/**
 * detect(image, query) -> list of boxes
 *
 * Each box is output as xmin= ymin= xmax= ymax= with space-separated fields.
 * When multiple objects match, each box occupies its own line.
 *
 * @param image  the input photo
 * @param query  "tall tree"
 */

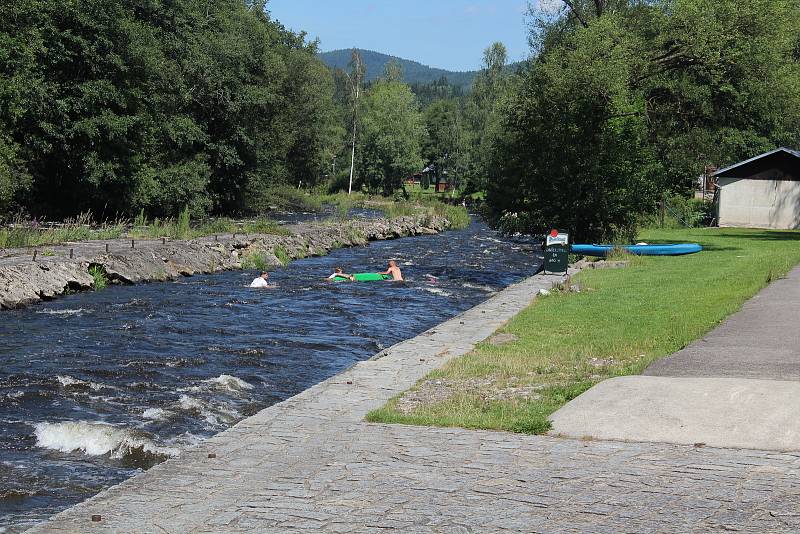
xmin=423 ymin=99 xmax=467 ymax=193
xmin=464 ymin=42 xmax=512 ymax=193
xmin=346 ymin=49 xmax=365 ymax=195
xmin=359 ymin=80 xmax=425 ymax=194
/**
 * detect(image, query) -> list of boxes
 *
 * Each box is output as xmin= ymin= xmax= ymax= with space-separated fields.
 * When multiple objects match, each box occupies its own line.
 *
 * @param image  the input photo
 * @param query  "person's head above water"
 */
xmin=260 ymin=271 xmax=269 ymax=279
xmin=388 ymin=260 xmax=397 ymax=268
xmin=334 ymin=267 xmax=344 ymax=274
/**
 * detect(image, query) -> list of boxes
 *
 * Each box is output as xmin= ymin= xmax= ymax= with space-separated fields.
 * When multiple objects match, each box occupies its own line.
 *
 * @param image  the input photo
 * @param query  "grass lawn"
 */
xmin=367 ymin=227 xmax=800 ymax=434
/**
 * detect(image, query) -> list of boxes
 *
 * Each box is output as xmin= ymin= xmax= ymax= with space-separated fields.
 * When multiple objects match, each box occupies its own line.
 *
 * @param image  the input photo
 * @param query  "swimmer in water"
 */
xmin=381 ymin=260 xmax=403 ymax=281
xmin=249 ymin=271 xmax=276 ymax=288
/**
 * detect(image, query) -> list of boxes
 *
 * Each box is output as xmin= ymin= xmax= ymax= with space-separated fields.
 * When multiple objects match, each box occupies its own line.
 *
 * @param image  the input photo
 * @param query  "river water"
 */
xmin=0 ymin=219 xmax=541 ymax=531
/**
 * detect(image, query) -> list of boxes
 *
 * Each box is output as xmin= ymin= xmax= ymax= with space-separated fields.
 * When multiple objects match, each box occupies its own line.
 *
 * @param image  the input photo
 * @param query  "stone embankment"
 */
xmin=0 ymin=215 xmax=450 ymax=310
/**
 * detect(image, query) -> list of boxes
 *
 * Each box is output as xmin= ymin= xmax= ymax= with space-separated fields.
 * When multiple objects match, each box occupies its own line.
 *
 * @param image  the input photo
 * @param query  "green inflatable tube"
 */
xmin=333 ymin=273 xmax=392 ymax=282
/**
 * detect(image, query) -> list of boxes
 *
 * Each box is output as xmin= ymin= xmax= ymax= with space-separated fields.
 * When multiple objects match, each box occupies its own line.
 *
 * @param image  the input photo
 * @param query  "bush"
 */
xmin=272 ymin=245 xmax=290 ymax=266
xmin=88 ymin=264 xmax=108 ymax=290
xmin=244 ymin=184 xmax=323 ymax=213
xmin=663 ymin=195 xmax=713 ymax=228
xmin=242 ymin=217 xmax=289 ymax=235
xmin=241 ymin=252 xmax=268 ymax=271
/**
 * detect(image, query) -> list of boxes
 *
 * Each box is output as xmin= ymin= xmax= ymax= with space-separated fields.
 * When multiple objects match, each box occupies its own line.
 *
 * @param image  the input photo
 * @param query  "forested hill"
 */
xmin=319 ymin=49 xmax=478 ymax=88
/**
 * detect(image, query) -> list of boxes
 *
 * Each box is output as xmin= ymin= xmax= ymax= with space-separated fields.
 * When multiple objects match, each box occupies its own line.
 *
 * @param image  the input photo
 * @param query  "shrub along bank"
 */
xmin=0 ymin=196 xmax=469 ymax=249
xmin=368 ymin=227 xmax=800 ymax=434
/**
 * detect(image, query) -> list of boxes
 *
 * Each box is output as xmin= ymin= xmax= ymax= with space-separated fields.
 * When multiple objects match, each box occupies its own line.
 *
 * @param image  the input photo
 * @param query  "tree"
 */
xmin=463 ymin=42 xmax=512 ymax=193
xmin=487 ymin=0 xmax=800 ymax=241
xmin=0 ymin=0 xmax=341 ymax=219
xmin=423 ymin=99 xmax=467 ymax=193
xmin=359 ymin=80 xmax=425 ymax=194
xmin=346 ymin=49 xmax=365 ymax=195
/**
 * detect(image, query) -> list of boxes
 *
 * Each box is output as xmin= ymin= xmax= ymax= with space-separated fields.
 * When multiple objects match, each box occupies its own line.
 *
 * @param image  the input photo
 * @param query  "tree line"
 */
xmin=486 ymin=0 xmax=800 ymax=241
xmin=0 ymin=1 xmax=505 ymax=222
xmin=326 ymin=47 xmax=509 ymax=199
xmin=5 ymin=0 xmax=794 ymax=242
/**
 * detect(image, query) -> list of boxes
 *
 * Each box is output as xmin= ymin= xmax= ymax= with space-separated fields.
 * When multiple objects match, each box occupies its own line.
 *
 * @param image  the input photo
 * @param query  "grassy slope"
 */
xmin=367 ymin=227 xmax=800 ymax=434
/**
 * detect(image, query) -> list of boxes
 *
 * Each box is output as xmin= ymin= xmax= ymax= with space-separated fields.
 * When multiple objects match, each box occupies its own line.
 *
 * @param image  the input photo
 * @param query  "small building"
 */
xmin=712 ymin=147 xmax=800 ymax=229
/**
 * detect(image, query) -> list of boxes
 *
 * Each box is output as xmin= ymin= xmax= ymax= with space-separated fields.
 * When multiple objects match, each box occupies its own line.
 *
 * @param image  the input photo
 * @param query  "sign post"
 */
xmin=543 ymin=229 xmax=569 ymax=275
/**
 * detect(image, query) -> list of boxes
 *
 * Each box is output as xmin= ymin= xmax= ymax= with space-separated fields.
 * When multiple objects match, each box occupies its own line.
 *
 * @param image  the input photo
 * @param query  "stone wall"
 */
xmin=0 ymin=215 xmax=451 ymax=310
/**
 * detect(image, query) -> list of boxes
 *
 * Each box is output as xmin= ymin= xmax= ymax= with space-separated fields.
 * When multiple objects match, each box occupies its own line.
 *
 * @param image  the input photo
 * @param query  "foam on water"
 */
xmin=177 ymin=395 xmax=240 ymax=426
xmin=56 ymin=375 xmax=113 ymax=391
xmin=32 ymin=421 xmax=178 ymax=460
xmin=35 ymin=308 xmax=88 ymax=316
xmin=204 ymin=374 xmax=254 ymax=393
xmin=142 ymin=408 xmax=169 ymax=420
xmin=462 ymin=282 xmax=497 ymax=293
xmin=420 ymin=287 xmax=452 ymax=297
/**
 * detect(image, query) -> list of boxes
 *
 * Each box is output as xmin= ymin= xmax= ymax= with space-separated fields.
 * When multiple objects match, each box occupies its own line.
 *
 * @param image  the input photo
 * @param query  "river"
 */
xmin=0 ymin=219 xmax=541 ymax=531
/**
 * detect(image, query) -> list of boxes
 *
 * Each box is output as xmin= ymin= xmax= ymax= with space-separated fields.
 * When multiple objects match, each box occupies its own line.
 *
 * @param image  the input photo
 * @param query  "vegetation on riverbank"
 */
xmin=0 ymin=211 xmax=289 ymax=249
xmin=0 ymin=195 xmax=468 ymax=249
xmin=367 ymin=227 xmax=800 ymax=434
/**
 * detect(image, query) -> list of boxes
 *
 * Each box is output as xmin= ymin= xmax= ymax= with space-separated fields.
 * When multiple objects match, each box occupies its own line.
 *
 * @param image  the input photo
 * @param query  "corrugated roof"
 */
xmin=711 ymin=147 xmax=800 ymax=177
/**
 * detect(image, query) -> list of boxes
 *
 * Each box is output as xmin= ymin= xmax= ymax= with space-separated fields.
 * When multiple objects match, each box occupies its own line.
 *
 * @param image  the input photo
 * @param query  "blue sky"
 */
xmin=267 ymin=0 xmax=532 ymax=72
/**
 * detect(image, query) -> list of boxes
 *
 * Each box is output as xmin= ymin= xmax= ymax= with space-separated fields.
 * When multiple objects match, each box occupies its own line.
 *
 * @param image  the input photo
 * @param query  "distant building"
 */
xmin=712 ymin=147 xmax=800 ymax=229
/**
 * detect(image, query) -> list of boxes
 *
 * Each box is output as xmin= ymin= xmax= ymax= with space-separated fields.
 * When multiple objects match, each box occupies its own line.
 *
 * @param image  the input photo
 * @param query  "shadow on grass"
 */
xmin=624 ymin=237 xmax=742 ymax=252
xmin=711 ymin=230 xmax=800 ymax=241
xmin=691 ymin=244 xmax=742 ymax=252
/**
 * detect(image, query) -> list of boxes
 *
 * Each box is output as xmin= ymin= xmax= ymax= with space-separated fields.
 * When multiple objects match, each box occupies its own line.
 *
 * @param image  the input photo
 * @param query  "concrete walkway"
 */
xmin=551 ymin=265 xmax=800 ymax=451
xmin=26 ymin=269 xmax=800 ymax=533
xmin=645 ymin=265 xmax=800 ymax=380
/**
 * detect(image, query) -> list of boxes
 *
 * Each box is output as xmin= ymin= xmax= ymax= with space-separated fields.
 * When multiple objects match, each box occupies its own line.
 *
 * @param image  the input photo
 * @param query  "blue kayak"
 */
xmin=571 ymin=243 xmax=702 ymax=257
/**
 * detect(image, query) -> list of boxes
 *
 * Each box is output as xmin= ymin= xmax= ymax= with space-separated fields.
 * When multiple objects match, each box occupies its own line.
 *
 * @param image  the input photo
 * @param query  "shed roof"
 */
xmin=712 ymin=147 xmax=800 ymax=178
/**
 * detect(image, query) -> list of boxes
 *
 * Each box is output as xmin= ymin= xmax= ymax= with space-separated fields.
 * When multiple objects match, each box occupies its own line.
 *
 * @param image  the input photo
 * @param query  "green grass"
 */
xmin=0 ymin=213 xmax=124 ymax=248
xmin=1 ymin=193 xmax=461 ymax=250
xmin=241 ymin=218 xmax=290 ymax=236
xmin=88 ymin=264 xmax=108 ymax=290
xmin=376 ymin=198 xmax=471 ymax=230
xmin=367 ymin=227 xmax=800 ymax=434
xmin=128 ymin=215 xmax=287 ymax=240
xmin=272 ymin=245 xmax=290 ymax=266
xmin=241 ymin=252 xmax=269 ymax=271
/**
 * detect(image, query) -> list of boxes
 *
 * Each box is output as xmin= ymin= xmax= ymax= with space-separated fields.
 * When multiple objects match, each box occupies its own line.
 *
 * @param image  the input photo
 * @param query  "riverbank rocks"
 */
xmin=0 ymin=215 xmax=452 ymax=310
xmin=0 ymin=261 xmax=95 ymax=309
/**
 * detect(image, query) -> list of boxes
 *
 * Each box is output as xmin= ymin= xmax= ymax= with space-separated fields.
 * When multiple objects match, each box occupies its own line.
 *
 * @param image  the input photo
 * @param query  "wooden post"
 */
xmin=105 ymin=243 xmax=109 ymax=253
xmin=162 ymin=237 xmax=166 ymax=245
xmin=33 ymin=249 xmax=37 ymax=261
xmin=69 ymin=248 xmax=74 ymax=259
xmin=131 ymin=239 xmax=135 ymax=249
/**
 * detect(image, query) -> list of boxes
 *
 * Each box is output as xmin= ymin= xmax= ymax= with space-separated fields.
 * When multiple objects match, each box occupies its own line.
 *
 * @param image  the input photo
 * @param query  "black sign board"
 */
xmin=544 ymin=244 xmax=569 ymax=275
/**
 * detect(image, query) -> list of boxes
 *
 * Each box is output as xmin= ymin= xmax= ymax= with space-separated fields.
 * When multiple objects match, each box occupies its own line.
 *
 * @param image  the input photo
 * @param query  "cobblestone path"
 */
xmin=28 ymin=272 xmax=800 ymax=533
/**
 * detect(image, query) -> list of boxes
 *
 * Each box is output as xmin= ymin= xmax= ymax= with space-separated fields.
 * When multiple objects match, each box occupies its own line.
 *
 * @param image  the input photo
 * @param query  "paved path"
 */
xmin=26 ymin=269 xmax=800 ymax=533
xmin=645 ymin=265 xmax=800 ymax=380
xmin=551 ymin=265 xmax=800 ymax=451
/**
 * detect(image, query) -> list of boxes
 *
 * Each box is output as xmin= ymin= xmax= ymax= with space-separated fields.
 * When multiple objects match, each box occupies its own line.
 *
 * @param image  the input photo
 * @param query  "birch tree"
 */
xmin=346 ymin=49 xmax=365 ymax=195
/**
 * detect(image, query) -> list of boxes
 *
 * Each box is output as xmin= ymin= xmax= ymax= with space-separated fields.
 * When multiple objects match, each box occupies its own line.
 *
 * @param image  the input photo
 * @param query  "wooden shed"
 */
xmin=712 ymin=148 xmax=800 ymax=229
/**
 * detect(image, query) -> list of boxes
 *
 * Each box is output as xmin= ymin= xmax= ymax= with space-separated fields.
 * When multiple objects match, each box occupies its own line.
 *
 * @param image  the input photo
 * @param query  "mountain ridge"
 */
xmin=318 ymin=48 xmax=479 ymax=88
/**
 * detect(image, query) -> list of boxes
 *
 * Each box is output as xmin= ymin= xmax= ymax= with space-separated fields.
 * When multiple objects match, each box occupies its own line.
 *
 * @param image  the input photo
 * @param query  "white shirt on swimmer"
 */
xmin=250 ymin=277 xmax=270 ymax=288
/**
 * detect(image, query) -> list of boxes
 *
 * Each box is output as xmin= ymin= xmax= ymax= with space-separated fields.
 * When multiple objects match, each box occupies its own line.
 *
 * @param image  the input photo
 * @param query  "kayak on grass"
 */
xmin=331 ymin=272 xmax=393 ymax=282
xmin=570 ymin=243 xmax=702 ymax=257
